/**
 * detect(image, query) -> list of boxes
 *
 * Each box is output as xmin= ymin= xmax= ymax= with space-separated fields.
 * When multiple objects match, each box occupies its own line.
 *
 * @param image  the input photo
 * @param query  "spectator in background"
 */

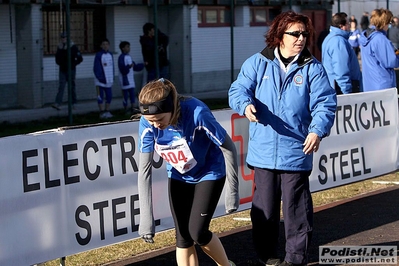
xmin=349 ymin=14 xmax=357 ymax=25
xmin=52 ymin=32 xmax=83 ymax=110
xmin=228 ymin=11 xmax=337 ymax=266
xmin=359 ymin=8 xmax=399 ymax=92
xmin=360 ymin=11 xmax=370 ymax=31
xmin=118 ymin=41 xmax=144 ymax=115
xmin=322 ymin=12 xmax=362 ymax=94
xmin=349 ymin=20 xmax=361 ymax=57
xmin=93 ymin=38 xmax=114 ymax=119
xmin=140 ymin=23 xmax=169 ymax=83
xmin=388 ymin=16 xmax=399 ymax=49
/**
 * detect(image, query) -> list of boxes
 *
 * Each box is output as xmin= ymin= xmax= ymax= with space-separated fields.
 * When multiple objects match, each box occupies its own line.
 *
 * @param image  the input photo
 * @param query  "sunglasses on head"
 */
xmin=284 ymin=31 xmax=310 ymax=38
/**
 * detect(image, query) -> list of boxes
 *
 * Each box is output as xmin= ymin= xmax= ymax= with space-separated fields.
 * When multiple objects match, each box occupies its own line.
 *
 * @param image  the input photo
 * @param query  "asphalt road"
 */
xmin=104 ymin=186 xmax=399 ymax=266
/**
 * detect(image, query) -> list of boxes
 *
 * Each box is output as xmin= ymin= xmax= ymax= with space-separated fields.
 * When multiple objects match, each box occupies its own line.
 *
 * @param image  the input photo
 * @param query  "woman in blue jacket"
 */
xmin=359 ymin=8 xmax=399 ymax=91
xmin=229 ymin=11 xmax=336 ymax=266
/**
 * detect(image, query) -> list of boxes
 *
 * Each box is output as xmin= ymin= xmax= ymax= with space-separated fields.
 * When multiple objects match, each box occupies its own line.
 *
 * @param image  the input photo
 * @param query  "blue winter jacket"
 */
xmin=359 ymin=26 xmax=399 ymax=91
xmin=229 ymin=47 xmax=337 ymax=171
xmin=349 ymin=28 xmax=361 ymax=48
xmin=322 ymin=26 xmax=363 ymax=94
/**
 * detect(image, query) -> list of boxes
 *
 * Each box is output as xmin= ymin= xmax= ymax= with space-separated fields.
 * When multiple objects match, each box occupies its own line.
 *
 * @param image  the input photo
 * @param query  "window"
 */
xmin=249 ymin=6 xmax=280 ymax=26
xmin=42 ymin=6 xmax=106 ymax=55
xmin=198 ymin=6 xmax=231 ymax=27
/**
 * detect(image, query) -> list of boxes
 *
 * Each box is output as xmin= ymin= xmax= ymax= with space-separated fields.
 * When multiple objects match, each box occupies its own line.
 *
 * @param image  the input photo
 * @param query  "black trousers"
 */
xmin=251 ymin=168 xmax=313 ymax=265
xmin=168 ymin=177 xmax=225 ymax=248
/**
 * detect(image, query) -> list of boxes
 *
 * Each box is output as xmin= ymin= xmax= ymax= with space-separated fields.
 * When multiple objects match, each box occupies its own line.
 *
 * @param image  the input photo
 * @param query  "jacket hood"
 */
xmin=359 ymin=26 xmax=383 ymax=47
xmin=329 ymin=26 xmax=351 ymax=39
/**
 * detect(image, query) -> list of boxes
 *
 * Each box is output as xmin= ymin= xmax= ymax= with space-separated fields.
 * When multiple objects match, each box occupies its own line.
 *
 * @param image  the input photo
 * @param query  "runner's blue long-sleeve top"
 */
xmin=139 ymin=97 xmax=227 ymax=183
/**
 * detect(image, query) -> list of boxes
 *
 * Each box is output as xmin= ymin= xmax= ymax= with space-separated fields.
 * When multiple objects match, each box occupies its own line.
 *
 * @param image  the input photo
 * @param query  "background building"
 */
xmin=0 ymin=0 xmax=335 ymax=110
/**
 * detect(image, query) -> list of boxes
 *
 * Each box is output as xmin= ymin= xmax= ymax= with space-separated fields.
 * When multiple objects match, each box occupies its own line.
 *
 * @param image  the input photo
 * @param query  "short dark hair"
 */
xmin=143 ymin=23 xmax=155 ymax=35
xmin=331 ymin=12 xmax=348 ymax=28
xmin=119 ymin=41 xmax=130 ymax=51
xmin=101 ymin=38 xmax=110 ymax=45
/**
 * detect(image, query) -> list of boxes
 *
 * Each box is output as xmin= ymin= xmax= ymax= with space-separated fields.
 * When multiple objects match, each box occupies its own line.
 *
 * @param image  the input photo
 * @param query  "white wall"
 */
xmin=0 ymin=5 xmax=17 ymax=84
xmin=113 ymin=6 xmax=148 ymax=89
xmin=114 ymin=6 xmax=147 ymax=65
xmin=190 ymin=6 xmax=267 ymax=74
xmin=232 ymin=6 xmax=269 ymax=68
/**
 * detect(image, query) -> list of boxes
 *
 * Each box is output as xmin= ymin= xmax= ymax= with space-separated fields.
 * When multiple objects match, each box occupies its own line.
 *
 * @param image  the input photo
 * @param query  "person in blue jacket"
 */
xmin=359 ymin=8 xmax=399 ymax=92
xmin=118 ymin=41 xmax=144 ymax=115
xmin=322 ymin=12 xmax=362 ymax=94
xmin=93 ymin=38 xmax=114 ymax=119
xmin=137 ymin=78 xmax=239 ymax=266
xmin=229 ymin=11 xmax=337 ymax=266
xmin=349 ymin=20 xmax=361 ymax=56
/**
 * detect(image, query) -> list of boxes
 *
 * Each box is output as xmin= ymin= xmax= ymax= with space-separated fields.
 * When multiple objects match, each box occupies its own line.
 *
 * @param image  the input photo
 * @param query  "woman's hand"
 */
xmin=303 ymin=133 xmax=321 ymax=155
xmin=245 ymin=104 xmax=258 ymax=122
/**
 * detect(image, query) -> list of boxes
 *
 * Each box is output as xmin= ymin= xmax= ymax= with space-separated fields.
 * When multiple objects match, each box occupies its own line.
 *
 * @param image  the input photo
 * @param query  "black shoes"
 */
xmin=51 ymin=103 xmax=60 ymax=110
xmin=258 ymin=258 xmax=281 ymax=266
xmin=266 ymin=258 xmax=282 ymax=266
xmin=260 ymin=259 xmax=305 ymax=266
xmin=279 ymin=261 xmax=306 ymax=266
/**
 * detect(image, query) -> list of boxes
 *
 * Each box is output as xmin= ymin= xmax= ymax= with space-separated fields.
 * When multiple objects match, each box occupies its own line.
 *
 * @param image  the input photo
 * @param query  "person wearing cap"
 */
xmin=137 ymin=78 xmax=239 ymax=266
xmin=52 ymin=32 xmax=83 ymax=110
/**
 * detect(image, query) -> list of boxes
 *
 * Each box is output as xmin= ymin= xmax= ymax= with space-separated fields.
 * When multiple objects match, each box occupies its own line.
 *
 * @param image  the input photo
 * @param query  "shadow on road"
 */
xmin=109 ymin=186 xmax=399 ymax=266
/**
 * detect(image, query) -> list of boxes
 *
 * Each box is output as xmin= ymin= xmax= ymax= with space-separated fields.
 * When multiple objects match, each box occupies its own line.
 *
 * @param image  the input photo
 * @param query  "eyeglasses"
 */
xmin=284 ymin=31 xmax=310 ymax=38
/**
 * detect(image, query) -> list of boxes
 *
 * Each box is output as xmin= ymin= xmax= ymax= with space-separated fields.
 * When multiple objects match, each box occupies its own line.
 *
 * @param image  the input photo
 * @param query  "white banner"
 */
xmin=0 ymin=88 xmax=398 ymax=265
xmin=310 ymin=88 xmax=399 ymax=191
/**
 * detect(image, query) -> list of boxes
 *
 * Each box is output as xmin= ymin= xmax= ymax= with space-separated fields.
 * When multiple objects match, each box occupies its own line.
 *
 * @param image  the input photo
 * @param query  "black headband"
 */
xmin=139 ymin=93 xmax=174 ymax=115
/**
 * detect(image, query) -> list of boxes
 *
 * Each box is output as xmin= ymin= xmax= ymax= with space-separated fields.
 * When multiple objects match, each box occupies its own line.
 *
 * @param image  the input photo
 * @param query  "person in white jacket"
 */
xmin=118 ymin=41 xmax=144 ymax=115
xmin=93 ymin=38 xmax=114 ymax=119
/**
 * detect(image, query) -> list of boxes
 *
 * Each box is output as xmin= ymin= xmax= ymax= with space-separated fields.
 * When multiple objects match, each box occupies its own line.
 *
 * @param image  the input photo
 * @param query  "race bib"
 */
xmin=155 ymin=138 xmax=197 ymax=174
